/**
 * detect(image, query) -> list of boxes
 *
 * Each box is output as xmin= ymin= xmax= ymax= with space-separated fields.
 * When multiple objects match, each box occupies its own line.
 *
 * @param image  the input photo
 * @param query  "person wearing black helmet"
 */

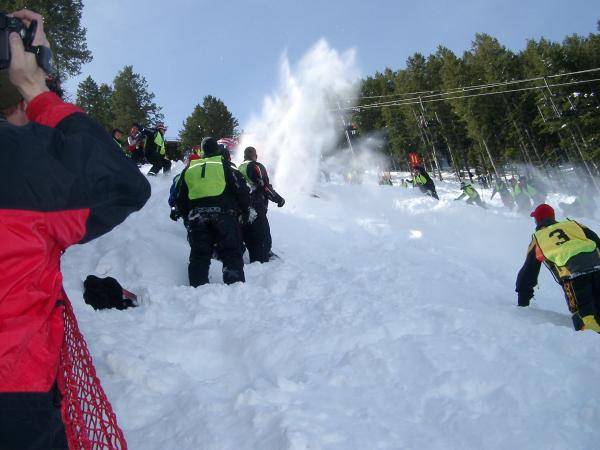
xmin=145 ymin=121 xmax=171 ymax=175
xmin=238 ymin=146 xmax=285 ymax=263
xmin=173 ymin=137 xmax=252 ymax=286
xmin=516 ymin=203 xmax=600 ymax=332
xmin=407 ymin=165 xmax=438 ymax=200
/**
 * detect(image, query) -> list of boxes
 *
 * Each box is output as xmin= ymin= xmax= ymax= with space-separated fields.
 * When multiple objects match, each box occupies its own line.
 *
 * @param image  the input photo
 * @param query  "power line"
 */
xmin=344 ymin=67 xmax=600 ymax=106
xmin=341 ymin=77 xmax=600 ymax=112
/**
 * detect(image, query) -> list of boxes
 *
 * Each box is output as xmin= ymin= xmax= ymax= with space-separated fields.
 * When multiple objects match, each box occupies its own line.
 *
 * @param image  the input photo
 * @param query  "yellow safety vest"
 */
xmin=238 ymin=160 xmax=257 ymax=191
xmin=464 ymin=185 xmax=478 ymax=199
xmin=414 ymin=174 xmax=427 ymax=186
xmin=154 ymin=132 xmax=166 ymax=156
xmin=534 ymin=220 xmax=597 ymax=268
xmin=184 ymin=155 xmax=226 ymax=200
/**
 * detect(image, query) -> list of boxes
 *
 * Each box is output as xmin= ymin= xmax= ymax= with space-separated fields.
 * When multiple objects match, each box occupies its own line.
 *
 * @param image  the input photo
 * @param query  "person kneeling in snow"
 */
xmin=516 ymin=204 xmax=600 ymax=332
xmin=173 ymin=137 xmax=252 ymax=286
xmin=455 ymin=181 xmax=486 ymax=208
xmin=407 ymin=165 xmax=439 ymax=200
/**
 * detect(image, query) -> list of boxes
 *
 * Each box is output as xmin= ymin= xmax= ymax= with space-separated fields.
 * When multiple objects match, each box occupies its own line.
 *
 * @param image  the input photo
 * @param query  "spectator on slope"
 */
xmin=173 ymin=137 xmax=252 ymax=286
xmin=144 ymin=121 xmax=171 ymax=176
xmin=0 ymin=10 xmax=150 ymax=448
xmin=127 ymin=122 xmax=146 ymax=166
xmin=455 ymin=181 xmax=487 ymax=208
xmin=408 ymin=165 xmax=439 ymax=200
xmin=239 ymin=146 xmax=286 ymax=263
xmin=513 ymin=175 xmax=534 ymax=214
xmin=112 ymin=127 xmax=127 ymax=155
xmin=191 ymin=144 xmax=202 ymax=157
xmin=516 ymin=204 xmax=600 ymax=332
xmin=491 ymin=178 xmax=515 ymax=209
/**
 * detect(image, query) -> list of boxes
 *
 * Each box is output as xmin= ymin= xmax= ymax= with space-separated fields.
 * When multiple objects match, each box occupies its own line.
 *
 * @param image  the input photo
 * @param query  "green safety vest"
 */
xmin=113 ymin=138 xmax=128 ymax=156
xmin=414 ymin=174 xmax=427 ymax=186
xmin=238 ymin=160 xmax=256 ymax=189
xmin=155 ymin=132 xmax=166 ymax=156
xmin=464 ymin=185 xmax=478 ymax=199
xmin=184 ymin=155 xmax=226 ymax=200
xmin=526 ymin=184 xmax=537 ymax=197
xmin=534 ymin=220 xmax=597 ymax=268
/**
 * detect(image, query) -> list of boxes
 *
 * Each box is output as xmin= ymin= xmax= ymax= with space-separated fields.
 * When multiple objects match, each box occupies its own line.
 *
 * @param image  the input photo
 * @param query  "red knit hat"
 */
xmin=530 ymin=203 xmax=555 ymax=223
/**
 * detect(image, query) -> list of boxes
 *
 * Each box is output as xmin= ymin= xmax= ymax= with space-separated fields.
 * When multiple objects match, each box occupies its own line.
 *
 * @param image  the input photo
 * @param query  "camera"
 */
xmin=0 ymin=12 xmax=52 ymax=73
xmin=0 ymin=13 xmax=35 ymax=70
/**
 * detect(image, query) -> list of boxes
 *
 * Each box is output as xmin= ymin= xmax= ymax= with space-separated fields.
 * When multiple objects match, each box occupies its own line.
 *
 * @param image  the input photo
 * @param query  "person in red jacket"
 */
xmin=0 ymin=10 xmax=150 ymax=449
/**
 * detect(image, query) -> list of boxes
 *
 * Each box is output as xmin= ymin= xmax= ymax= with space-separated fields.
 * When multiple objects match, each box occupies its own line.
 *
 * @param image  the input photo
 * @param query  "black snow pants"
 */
xmin=563 ymin=271 xmax=600 ymax=330
xmin=0 ymin=384 xmax=68 ymax=450
xmin=147 ymin=151 xmax=171 ymax=175
xmin=133 ymin=147 xmax=146 ymax=166
xmin=187 ymin=212 xmax=245 ymax=286
xmin=243 ymin=210 xmax=272 ymax=263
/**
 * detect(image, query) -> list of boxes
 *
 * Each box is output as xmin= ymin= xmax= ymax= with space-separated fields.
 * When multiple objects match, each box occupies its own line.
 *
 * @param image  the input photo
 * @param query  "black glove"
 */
xmin=277 ymin=197 xmax=285 ymax=208
xmin=170 ymin=207 xmax=181 ymax=221
xmin=517 ymin=291 xmax=532 ymax=307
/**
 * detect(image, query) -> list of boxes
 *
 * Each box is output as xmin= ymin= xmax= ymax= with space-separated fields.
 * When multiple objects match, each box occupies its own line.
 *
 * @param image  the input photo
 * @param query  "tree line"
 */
xmin=2 ymin=0 xmax=239 ymax=156
xmin=350 ymin=22 xmax=600 ymax=183
xmin=77 ymin=68 xmax=238 ymax=155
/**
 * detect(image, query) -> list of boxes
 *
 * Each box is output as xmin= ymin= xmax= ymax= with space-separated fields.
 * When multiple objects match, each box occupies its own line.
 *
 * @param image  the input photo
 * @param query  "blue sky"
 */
xmin=67 ymin=0 xmax=598 ymax=136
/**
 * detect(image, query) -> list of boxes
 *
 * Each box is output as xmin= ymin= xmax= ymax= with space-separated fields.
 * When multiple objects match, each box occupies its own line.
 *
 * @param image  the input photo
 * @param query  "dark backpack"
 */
xmin=83 ymin=275 xmax=137 ymax=310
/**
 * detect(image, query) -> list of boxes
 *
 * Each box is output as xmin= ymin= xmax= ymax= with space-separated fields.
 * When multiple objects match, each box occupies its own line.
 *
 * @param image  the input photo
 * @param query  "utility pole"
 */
xmin=411 ymin=107 xmax=435 ymax=174
xmin=523 ymin=126 xmax=558 ymax=188
xmin=418 ymin=97 xmax=443 ymax=181
xmin=481 ymin=138 xmax=501 ymax=181
xmin=337 ymin=101 xmax=355 ymax=157
xmin=542 ymin=78 xmax=600 ymax=193
xmin=434 ymin=111 xmax=461 ymax=180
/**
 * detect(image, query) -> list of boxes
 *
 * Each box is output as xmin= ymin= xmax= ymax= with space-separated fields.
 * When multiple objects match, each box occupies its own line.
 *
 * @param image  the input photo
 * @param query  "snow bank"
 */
xmin=62 ymin=168 xmax=600 ymax=450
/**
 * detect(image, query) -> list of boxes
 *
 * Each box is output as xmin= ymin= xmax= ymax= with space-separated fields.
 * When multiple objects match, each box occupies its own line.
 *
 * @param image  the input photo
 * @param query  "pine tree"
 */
xmin=110 ymin=66 xmax=162 ymax=132
xmin=179 ymin=95 xmax=238 ymax=151
xmin=75 ymin=76 xmax=113 ymax=131
xmin=0 ymin=0 xmax=92 ymax=78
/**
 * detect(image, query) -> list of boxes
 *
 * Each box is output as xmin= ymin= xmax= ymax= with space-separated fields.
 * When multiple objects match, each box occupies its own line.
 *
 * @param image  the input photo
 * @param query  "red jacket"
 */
xmin=0 ymin=92 xmax=150 ymax=392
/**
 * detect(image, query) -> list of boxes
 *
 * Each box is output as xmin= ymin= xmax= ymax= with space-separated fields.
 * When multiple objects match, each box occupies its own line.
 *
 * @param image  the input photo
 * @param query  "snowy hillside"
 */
xmin=61 ymin=166 xmax=600 ymax=450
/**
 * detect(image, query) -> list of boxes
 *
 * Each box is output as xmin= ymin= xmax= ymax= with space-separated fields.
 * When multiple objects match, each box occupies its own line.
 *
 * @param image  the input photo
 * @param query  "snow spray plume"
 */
xmin=239 ymin=40 xmax=359 ymax=197
xmin=322 ymin=132 xmax=390 ymax=185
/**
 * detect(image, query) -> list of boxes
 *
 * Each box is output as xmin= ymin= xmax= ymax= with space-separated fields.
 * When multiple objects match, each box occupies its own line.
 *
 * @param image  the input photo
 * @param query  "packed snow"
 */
xmin=61 ymin=168 xmax=600 ymax=450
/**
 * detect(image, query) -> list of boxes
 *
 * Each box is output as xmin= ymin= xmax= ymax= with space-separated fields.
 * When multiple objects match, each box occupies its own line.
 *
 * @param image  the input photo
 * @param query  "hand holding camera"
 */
xmin=1 ymin=10 xmax=52 ymax=102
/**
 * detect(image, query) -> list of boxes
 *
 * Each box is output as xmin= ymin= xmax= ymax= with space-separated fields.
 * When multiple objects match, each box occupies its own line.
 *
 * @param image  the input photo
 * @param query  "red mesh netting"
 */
xmin=59 ymin=297 xmax=127 ymax=450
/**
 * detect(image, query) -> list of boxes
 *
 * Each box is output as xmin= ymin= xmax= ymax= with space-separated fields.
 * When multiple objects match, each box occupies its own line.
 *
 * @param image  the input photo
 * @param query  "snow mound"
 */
xmin=62 ymin=167 xmax=600 ymax=450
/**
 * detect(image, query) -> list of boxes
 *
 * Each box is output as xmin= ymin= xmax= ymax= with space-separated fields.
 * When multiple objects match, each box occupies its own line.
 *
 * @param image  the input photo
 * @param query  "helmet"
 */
xmin=530 ymin=203 xmax=555 ymax=224
xmin=155 ymin=121 xmax=166 ymax=131
xmin=460 ymin=181 xmax=466 ymax=189
xmin=201 ymin=137 xmax=220 ymax=157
